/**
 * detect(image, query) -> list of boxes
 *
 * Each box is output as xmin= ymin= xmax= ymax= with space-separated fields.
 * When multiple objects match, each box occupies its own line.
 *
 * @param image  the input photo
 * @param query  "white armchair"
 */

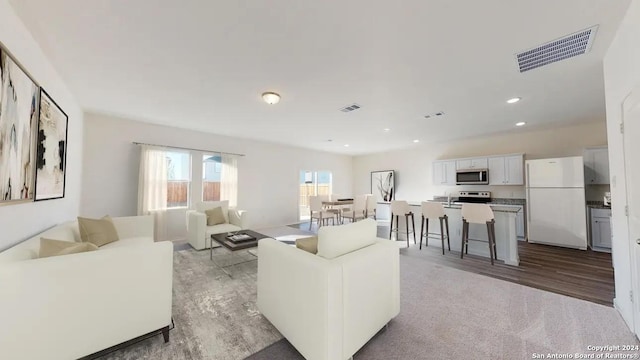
xmin=257 ymin=219 xmax=400 ymax=360
xmin=186 ymin=200 xmax=249 ymax=250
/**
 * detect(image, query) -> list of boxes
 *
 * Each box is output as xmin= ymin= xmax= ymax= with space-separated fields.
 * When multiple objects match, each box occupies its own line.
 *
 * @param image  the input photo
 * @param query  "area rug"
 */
xmin=98 ymin=247 xmax=279 ymax=360
xmin=99 ymin=235 xmax=638 ymax=360
xmin=97 ymin=226 xmax=313 ymax=360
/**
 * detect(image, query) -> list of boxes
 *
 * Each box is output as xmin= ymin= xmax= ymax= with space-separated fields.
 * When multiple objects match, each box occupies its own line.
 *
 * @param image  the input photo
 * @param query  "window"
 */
xmin=202 ymin=154 xmax=221 ymax=201
xmin=166 ymin=152 xmax=191 ymax=208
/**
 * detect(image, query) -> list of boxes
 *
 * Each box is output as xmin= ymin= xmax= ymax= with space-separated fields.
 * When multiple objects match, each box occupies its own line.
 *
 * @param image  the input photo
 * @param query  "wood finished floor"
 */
xmin=291 ymin=221 xmax=615 ymax=306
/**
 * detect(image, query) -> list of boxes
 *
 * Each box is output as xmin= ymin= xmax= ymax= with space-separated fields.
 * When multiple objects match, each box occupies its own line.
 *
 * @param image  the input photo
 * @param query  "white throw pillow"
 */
xmin=317 ymin=219 xmax=377 ymax=259
xmin=196 ymin=200 xmax=229 ymax=222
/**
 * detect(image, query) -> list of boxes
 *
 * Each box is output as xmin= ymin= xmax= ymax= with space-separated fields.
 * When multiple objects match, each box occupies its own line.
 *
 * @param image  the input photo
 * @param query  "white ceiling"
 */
xmin=9 ymin=0 xmax=631 ymax=155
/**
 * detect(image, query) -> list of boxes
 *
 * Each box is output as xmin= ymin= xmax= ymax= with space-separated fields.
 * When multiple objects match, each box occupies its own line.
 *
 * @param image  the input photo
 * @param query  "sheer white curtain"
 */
xmin=137 ymin=145 xmax=168 ymax=241
xmin=220 ymin=153 xmax=238 ymax=207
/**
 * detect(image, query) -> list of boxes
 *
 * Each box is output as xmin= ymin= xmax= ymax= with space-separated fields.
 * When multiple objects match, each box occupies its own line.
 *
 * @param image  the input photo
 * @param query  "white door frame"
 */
xmin=622 ymin=87 xmax=640 ymax=336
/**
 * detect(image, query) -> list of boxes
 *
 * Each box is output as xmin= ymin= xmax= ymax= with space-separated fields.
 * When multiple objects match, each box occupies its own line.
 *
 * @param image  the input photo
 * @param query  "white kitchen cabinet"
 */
xmin=433 ymin=161 xmax=457 ymax=185
xmin=488 ymin=155 xmax=524 ymax=185
xmin=456 ymin=157 xmax=488 ymax=170
xmin=505 ymin=155 xmax=524 ymax=185
xmin=589 ymin=207 xmax=612 ymax=250
xmin=584 ymin=147 xmax=610 ymax=185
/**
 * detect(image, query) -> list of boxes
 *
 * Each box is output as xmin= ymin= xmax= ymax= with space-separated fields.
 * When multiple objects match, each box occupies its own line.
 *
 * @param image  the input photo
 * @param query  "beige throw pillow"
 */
xmin=39 ymin=238 xmax=99 ymax=258
xmin=296 ymin=236 xmax=318 ymax=254
xmin=205 ymin=207 xmax=227 ymax=226
xmin=78 ymin=216 xmax=120 ymax=247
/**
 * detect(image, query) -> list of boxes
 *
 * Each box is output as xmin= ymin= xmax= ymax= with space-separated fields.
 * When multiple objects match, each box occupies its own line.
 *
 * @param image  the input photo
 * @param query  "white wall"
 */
xmin=353 ymin=121 xmax=607 ymax=202
xmin=81 ymin=113 xmax=353 ymax=240
xmin=0 ymin=0 xmax=83 ymax=250
xmin=603 ymin=0 xmax=640 ymax=331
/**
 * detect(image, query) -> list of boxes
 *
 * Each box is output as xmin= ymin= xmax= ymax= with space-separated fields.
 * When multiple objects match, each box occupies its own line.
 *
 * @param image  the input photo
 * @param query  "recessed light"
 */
xmin=413 ymin=139 xmax=420 ymax=143
xmin=344 ymin=144 xmax=350 ymax=147
xmin=507 ymin=97 xmax=521 ymax=104
xmin=515 ymin=122 xmax=526 ymax=127
xmin=383 ymin=128 xmax=390 ymax=132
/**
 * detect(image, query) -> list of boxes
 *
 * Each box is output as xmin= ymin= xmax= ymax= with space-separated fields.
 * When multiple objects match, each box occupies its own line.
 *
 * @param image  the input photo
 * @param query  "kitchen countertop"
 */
xmin=432 ymin=197 xmax=525 ymax=205
xmin=586 ymin=201 xmax=612 ymax=210
xmin=588 ymin=205 xmax=612 ymax=210
xmin=410 ymin=202 xmax=521 ymax=213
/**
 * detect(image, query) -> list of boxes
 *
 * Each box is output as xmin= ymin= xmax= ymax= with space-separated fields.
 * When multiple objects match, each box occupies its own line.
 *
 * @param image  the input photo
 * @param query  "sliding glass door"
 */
xmin=299 ymin=170 xmax=332 ymax=221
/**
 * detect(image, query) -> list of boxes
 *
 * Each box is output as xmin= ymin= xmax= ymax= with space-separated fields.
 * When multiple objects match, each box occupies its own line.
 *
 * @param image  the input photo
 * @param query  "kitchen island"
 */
xmin=394 ymin=203 xmax=521 ymax=266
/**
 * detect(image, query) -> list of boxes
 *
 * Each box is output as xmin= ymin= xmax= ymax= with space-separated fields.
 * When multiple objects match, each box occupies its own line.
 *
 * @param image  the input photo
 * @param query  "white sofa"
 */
xmin=257 ymin=219 xmax=400 ymax=360
xmin=0 ymin=215 xmax=174 ymax=360
xmin=186 ymin=200 xmax=248 ymax=250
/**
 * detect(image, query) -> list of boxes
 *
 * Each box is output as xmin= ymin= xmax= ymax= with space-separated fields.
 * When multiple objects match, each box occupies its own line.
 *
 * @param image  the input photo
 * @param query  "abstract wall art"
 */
xmin=371 ymin=170 xmax=395 ymax=202
xmin=0 ymin=44 xmax=39 ymax=204
xmin=34 ymin=89 xmax=68 ymax=201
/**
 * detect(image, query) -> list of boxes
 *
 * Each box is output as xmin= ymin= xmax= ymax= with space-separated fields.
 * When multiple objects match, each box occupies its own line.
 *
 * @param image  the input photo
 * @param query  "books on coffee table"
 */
xmin=226 ymin=233 xmax=256 ymax=243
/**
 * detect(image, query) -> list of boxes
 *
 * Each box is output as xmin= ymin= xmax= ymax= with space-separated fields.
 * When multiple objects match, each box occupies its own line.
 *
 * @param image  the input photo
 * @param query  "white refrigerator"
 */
xmin=526 ymin=156 xmax=587 ymax=249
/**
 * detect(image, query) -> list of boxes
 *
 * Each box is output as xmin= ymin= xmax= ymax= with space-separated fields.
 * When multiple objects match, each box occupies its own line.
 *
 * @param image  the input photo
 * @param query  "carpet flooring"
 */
xmin=99 ymin=227 xmax=638 ymax=360
xmin=248 ymin=248 xmax=639 ymax=359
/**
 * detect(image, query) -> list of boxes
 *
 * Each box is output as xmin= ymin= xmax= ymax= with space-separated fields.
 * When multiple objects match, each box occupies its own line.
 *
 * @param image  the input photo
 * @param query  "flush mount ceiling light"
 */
xmin=262 ymin=92 xmax=280 ymax=105
xmin=507 ymin=97 xmax=521 ymax=104
xmin=516 ymin=122 xmax=526 ymax=126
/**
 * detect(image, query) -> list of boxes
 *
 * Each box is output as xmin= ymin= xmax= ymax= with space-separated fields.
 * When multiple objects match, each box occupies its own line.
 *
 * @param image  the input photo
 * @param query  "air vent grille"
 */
xmin=340 ymin=103 xmax=361 ymax=113
xmin=424 ymin=111 xmax=445 ymax=119
xmin=516 ymin=25 xmax=598 ymax=73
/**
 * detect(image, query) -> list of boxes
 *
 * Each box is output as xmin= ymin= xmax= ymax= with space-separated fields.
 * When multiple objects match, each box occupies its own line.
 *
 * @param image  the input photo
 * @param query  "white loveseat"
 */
xmin=0 ymin=215 xmax=174 ymax=360
xmin=186 ymin=200 xmax=248 ymax=250
xmin=257 ymin=219 xmax=400 ymax=360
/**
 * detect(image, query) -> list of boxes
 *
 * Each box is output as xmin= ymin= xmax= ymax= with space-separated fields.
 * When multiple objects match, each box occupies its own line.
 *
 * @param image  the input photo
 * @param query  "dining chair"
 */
xmin=419 ymin=202 xmax=450 ymax=254
xmin=309 ymin=196 xmax=336 ymax=230
xmin=342 ymin=195 xmax=367 ymax=223
xmin=323 ymin=194 xmax=343 ymax=222
xmin=461 ymin=203 xmax=497 ymax=265
xmin=365 ymin=194 xmax=377 ymax=220
xmin=389 ymin=200 xmax=416 ymax=248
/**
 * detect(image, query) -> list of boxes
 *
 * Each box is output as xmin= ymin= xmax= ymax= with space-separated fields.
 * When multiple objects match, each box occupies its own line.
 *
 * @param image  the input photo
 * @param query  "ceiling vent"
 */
xmin=515 ymin=25 xmax=598 ymax=73
xmin=424 ymin=111 xmax=445 ymax=119
xmin=340 ymin=103 xmax=361 ymax=113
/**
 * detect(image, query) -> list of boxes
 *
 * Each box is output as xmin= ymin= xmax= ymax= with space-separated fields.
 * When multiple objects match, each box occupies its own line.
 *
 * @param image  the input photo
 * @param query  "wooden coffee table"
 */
xmin=210 ymin=230 xmax=269 ymax=258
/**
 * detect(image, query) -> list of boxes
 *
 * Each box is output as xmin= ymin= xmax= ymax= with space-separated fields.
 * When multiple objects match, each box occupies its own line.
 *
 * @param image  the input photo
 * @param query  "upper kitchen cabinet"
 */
xmin=488 ymin=154 xmax=524 ymax=185
xmin=456 ymin=157 xmax=488 ymax=170
xmin=584 ymin=147 xmax=610 ymax=185
xmin=433 ymin=160 xmax=457 ymax=185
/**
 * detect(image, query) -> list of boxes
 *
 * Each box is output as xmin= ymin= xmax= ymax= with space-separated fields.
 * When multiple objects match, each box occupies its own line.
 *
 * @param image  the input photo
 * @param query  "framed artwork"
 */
xmin=34 ymin=88 xmax=68 ymax=201
xmin=0 ymin=43 xmax=39 ymax=204
xmin=371 ymin=170 xmax=395 ymax=202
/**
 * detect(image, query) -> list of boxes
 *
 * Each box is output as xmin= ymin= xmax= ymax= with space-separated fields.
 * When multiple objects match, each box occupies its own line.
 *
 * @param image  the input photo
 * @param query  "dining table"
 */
xmin=321 ymin=199 xmax=353 ymax=224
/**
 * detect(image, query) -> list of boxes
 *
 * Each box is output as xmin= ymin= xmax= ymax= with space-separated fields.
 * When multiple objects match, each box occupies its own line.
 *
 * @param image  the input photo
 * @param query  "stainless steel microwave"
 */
xmin=456 ymin=169 xmax=489 ymax=185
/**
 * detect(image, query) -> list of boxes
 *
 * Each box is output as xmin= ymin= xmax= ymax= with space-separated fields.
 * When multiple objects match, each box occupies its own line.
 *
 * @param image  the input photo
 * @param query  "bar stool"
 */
xmin=419 ymin=202 xmax=450 ymax=254
xmin=389 ymin=200 xmax=416 ymax=248
xmin=460 ymin=203 xmax=497 ymax=265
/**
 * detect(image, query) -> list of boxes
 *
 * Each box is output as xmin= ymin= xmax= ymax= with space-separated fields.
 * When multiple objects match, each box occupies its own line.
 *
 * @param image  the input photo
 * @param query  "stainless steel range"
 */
xmin=457 ymin=191 xmax=491 ymax=204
